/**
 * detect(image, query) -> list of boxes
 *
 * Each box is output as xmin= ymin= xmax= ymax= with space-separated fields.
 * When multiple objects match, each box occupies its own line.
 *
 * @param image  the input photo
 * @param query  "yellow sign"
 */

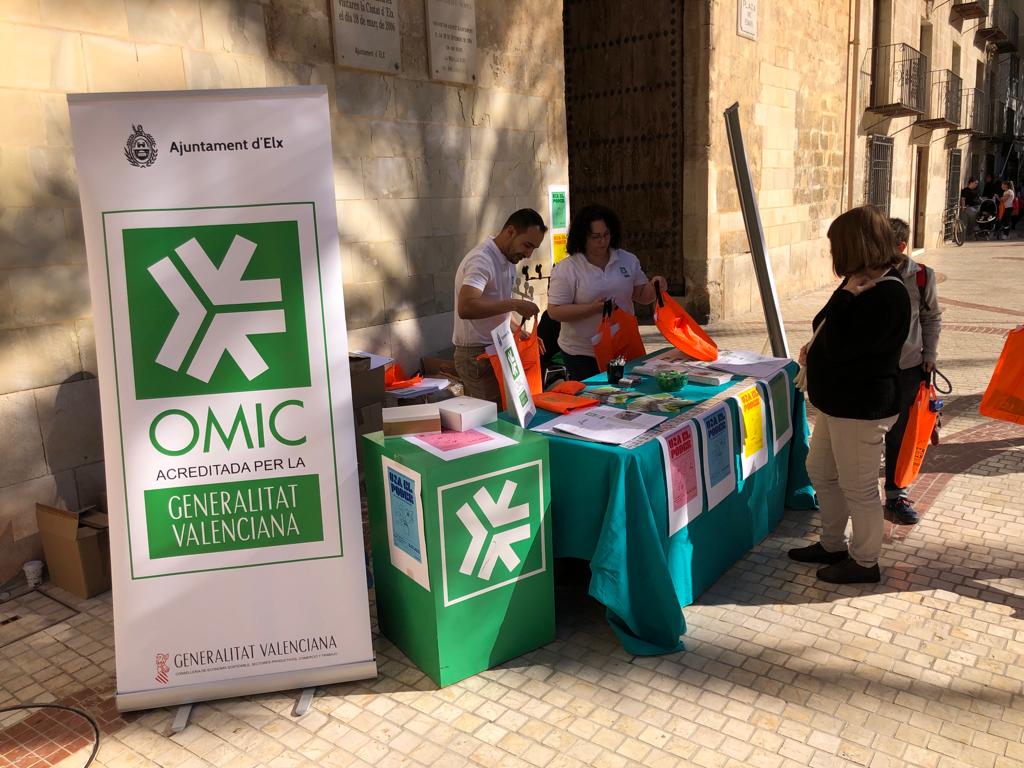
xmin=739 ymin=387 xmax=764 ymax=458
xmin=552 ymin=232 xmax=568 ymax=264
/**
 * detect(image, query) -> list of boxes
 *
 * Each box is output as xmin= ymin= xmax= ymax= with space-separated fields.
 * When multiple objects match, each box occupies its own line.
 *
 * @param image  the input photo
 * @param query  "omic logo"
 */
xmin=456 ymin=480 xmax=531 ymax=581
xmin=148 ymin=236 xmax=285 ymax=383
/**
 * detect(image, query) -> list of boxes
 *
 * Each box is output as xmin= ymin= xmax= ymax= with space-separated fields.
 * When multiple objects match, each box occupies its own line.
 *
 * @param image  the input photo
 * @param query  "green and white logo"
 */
xmin=123 ymin=221 xmax=311 ymax=399
xmin=438 ymin=461 xmax=545 ymax=605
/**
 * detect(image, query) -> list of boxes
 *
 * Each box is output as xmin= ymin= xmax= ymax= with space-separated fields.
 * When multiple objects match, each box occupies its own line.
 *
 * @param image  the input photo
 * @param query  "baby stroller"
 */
xmin=975 ymin=199 xmax=998 ymax=240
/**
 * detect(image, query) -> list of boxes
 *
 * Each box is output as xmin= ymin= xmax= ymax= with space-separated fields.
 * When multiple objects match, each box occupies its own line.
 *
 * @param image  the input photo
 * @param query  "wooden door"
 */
xmin=562 ymin=0 xmax=686 ymax=288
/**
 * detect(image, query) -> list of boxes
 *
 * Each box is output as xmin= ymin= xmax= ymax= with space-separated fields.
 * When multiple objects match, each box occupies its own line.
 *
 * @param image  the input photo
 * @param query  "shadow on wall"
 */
xmin=0 ymin=373 xmax=105 ymax=587
xmin=328 ymin=0 xmax=564 ymax=372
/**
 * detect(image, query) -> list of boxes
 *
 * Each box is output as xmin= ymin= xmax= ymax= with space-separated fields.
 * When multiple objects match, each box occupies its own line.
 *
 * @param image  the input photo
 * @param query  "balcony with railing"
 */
xmin=988 ymin=99 xmax=1009 ymax=139
xmin=951 ymin=89 xmax=989 ymax=134
xmin=952 ymin=0 xmax=989 ymax=20
xmin=867 ymin=44 xmax=928 ymax=117
xmin=917 ymin=70 xmax=963 ymax=128
xmin=980 ymin=1 xmax=1018 ymax=51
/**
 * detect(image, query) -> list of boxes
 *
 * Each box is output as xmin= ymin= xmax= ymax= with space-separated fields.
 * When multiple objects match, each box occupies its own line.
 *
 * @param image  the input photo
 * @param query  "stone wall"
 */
xmin=694 ymin=0 xmax=851 ymax=321
xmin=0 ymin=0 xmax=568 ymax=583
xmin=683 ymin=0 xmax=1021 ymax=323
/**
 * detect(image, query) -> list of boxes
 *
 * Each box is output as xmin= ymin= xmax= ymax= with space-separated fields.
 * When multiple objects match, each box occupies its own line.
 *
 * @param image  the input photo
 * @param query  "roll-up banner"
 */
xmin=67 ymin=86 xmax=376 ymax=711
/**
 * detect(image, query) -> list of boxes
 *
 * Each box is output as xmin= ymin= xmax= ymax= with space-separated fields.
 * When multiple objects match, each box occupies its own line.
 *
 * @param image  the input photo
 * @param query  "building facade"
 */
xmin=0 ymin=0 xmax=568 ymax=582
xmin=3 ymin=0 xmax=1023 ymax=581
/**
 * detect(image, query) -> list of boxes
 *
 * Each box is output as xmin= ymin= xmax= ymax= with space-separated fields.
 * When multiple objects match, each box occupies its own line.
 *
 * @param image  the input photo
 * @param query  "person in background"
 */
xmin=960 ymin=177 xmax=980 ymax=237
xmin=883 ymin=219 xmax=942 ymax=525
xmin=983 ymin=173 xmax=1001 ymax=200
xmin=547 ymin=204 xmax=667 ymax=381
xmin=998 ymin=180 xmax=1015 ymax=239
xmin=452 ymin=209 xmax=547 ymax=403
xmin=790 ymin=206 xmax=911 ymax=584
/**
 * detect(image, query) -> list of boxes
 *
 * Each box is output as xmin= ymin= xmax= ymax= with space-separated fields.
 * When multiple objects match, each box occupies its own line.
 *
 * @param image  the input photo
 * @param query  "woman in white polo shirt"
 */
xmin=547 ymin=205 xmax=667 ymax=380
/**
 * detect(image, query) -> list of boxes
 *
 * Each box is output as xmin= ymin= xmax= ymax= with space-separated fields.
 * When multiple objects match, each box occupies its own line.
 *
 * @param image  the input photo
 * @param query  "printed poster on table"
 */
xmin=404 ymin=427 xmax=516 ymax=461
xmin=762 ymin=370 xmax=793 ymax=456
xmin=658 ymin=421 xmax=704 ymax=536
xmin=67 ymin=86 xmax=375 ymax=710
xmin=491 ymin=319 xmax=536 ymax=428
xmin=382 ymin=458 xmax=430 ymax=591
xmin=731 ymin=385 xmax=769 ymax=478
xmin=697 ymin=404 xmax=736 ymax=511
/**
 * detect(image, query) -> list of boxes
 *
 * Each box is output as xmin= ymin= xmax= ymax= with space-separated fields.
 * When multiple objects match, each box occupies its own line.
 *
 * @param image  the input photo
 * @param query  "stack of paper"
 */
xmin=532 ymin=406 xmax=666 ymax=445
xmin=388 ymin=377 xmax=450 ymax=398
xmin=704 ymin=350 xmax=790 ymax=379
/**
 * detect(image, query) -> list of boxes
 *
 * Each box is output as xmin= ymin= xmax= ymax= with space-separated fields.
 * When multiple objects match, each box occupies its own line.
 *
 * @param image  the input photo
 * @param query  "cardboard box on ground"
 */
xmin=35 ymin=504 xmax=112 ymax=599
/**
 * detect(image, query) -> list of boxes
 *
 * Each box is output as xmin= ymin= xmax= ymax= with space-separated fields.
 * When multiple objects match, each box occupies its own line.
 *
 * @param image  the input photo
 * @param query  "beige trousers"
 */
xmin=806 ymin=413 xmax=897 ymax=567
xmin=453 ymin=345 xmax=502 ymax=404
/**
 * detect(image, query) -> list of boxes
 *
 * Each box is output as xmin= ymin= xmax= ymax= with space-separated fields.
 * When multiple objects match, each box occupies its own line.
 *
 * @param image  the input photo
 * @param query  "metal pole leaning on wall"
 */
xmin=723 ymin=102 xmax=790 ymax=359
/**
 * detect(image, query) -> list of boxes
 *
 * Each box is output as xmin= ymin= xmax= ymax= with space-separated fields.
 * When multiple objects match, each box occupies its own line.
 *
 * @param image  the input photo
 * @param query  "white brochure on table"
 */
xmin=706 ymin=349 xmax=792 ymax=379
xmin=761 ymin=369 xmax=793 ymax=456
xmin=404 ymin=427 xmax=516 ymax=461
xmin=534 ymin=406 xmax=666 ymax=445
xmin=697 ymin=403 xmax=736 ymax=511
xmin=658 ymin=420 xmax=705 ymax=535
xmin=730 ymin=384 xmax=769 ymax=479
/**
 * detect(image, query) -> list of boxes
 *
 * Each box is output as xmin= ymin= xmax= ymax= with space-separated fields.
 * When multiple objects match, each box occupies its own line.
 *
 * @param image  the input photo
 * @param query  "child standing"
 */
xmin=884 ymin=219 xmax=943 ymax=524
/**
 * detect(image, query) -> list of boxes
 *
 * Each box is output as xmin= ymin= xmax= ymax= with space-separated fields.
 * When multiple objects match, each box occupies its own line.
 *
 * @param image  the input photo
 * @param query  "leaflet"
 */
xmin=658 ymin=420 xmax=704 ymax=535
xmin=533 ymin=406 xmax=666 ymax=445
xmin=404 ymin=427 xmax=516 ymax=461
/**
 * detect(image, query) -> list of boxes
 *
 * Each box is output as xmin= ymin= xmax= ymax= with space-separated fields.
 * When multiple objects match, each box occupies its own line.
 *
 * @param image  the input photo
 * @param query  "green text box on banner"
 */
xmin=145 ymin=474 xmax=324 ymax=558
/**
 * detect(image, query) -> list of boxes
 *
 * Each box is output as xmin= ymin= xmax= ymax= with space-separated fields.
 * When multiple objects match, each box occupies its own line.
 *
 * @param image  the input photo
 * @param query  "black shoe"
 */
xmin=884 ymin=497 xmax=920 ymax=525
xmin=788 ymin=542 xmax=848 ymax=564
xmin=817 ymin=558 xmax=880 ymax=584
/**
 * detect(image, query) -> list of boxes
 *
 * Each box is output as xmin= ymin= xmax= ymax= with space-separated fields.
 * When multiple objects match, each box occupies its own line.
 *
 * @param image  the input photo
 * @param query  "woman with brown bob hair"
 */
xmin=789 ymin=206 xmax=911 ymax=584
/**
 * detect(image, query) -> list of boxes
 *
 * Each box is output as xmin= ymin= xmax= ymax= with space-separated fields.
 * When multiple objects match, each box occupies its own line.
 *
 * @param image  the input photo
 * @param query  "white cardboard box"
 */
xmin=382 ymin=403 xmax=442 ymax=436
xmin=437 ymin=396 xmax=498 ymax=432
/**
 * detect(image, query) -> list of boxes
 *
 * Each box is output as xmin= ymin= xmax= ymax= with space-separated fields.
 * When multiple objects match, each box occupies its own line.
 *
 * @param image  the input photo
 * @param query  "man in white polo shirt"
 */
xmin=453 ymin=209 xmax=548 ymax=403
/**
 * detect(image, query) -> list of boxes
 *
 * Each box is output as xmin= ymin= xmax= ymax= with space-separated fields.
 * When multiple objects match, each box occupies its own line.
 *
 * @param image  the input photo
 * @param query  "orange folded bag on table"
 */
xmin=593 ymin=300 xmax=647 ymax=370
xmin=653 ymin=284 xmax=718 ymax=362
xmin=384 ymin=362 xmax=423 ymax=390
xmin=980 ymin=326 xmax=1024 ymax=425
xmin=478 ymin=320 xmax=543 ymax=409
xmin=533 ymin=391 xmax=599 ymax=414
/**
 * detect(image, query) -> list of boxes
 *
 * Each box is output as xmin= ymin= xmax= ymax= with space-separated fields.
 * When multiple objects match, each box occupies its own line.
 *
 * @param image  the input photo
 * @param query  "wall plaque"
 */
xmin=425 ymin=0 xmax=477 ymax=84
xmin=333 ymin=0 xmax=401 ymax=73
xmin=738 ymin=0 xmax=757 ymax=41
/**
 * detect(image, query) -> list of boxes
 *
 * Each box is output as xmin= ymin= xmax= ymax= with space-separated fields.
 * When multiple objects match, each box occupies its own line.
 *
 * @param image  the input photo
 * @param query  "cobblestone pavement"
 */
xmin=2 ymin=240 xmax=1023 ymax=768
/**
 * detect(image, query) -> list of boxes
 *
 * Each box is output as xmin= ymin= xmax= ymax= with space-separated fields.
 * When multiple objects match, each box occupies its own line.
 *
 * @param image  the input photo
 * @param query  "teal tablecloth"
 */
xmin=524 ymin=352 xmax=814 ymax=655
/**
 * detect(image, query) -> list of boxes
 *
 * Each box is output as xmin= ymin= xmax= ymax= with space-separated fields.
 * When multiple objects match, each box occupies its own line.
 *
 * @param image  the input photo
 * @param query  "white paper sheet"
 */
xmin=704 ymin=349 xmax=791 ymax=379
xmin=404 ymin=426 xmax=516 ymax=461
xmin=534 ymin=405 xmax=666 ymax=445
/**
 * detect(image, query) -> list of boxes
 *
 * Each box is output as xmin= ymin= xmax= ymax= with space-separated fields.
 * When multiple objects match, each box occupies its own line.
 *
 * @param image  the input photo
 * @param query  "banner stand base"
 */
xmin=170 ymin=704 xmax=192 ymax=734
xmin=116 ymin=659 xmax=377 ymax=713
xmin=293 ymin=688 xmax=316 ymax=717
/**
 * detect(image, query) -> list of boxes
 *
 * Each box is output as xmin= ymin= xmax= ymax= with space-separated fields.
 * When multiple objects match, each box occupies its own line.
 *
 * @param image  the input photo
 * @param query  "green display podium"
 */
xmin=363 ymin=419 xmax=553 ymax=687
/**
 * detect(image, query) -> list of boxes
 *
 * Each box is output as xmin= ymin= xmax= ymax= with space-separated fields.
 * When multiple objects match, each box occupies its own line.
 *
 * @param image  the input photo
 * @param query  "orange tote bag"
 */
xmin=478 ymin=321 xmax=543 ymax=409
xmin=593 ymin=300 xmax=648 ymax=370
xmin=980 ymin=327 xmax=1024 ymax=426
xmin=894 ymin=382 xmax=939 ymax=488
xmin=653 ymin=284 xmax=718 ymax=362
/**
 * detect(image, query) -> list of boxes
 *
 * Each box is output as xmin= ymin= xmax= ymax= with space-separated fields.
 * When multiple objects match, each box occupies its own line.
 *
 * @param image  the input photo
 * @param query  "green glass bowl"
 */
xmin=655 ymin=370 xmax=688 ymax=392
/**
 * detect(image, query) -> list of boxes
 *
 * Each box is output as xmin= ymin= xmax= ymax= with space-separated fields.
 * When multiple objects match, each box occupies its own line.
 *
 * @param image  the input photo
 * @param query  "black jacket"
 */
xmin=806 ymin=269 xmax=911 ymax=420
